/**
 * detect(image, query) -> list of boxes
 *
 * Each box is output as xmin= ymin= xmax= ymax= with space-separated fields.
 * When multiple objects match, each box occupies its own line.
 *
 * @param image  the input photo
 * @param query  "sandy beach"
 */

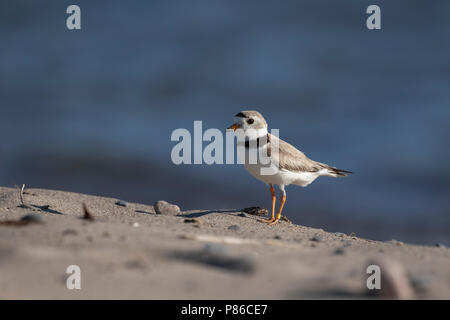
xmin=0 ymin=186 xmax=448 ymax=299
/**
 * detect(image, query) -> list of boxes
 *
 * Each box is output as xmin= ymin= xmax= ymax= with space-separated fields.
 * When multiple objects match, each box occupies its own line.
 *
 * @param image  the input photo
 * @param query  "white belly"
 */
xmin=239 ymin=141 xmax=323 ymax=187
xmin=243 ymin=163 xmax=322 ymax=187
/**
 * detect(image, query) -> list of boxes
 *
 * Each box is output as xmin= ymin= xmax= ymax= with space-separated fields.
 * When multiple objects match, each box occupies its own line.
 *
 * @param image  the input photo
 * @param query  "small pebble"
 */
xmin=154 ymin=200 xmax=180 ymax=215
xmin=334 ymin=247 xmax=345 ymax=255
xmin=82 ymin=203 xmax=95 ymax=221
xmin=132 ymin=222 xmax=140 ymax=227
xmin=310 ymin=234 xmax=324 ymax=242
xmin=228 ymin=225 xmax=241 ymax=231
xmin=273 ymin=235 xmax=282 ymax=240
xmin=435 ymin=243 xmax=446 ymax=248
xmin=237 ymin=213 xmax=247 ymax=218
xmin=115 ymin=200 xmax=128 ymax=207
xmin=334 ymin=232 xmax=346 ymax=237
xmin=391 ymin=239 xmax=404 ymax=246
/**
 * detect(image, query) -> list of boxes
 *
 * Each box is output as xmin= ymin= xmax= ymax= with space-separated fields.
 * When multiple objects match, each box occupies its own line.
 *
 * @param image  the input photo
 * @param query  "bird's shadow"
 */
xmin=180 ymin=209 xmax=239 ymax=219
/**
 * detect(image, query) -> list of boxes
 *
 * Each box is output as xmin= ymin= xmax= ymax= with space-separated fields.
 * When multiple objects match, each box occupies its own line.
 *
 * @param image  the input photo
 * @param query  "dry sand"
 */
xmin=0 ymin=186 xmax=448 ymax=299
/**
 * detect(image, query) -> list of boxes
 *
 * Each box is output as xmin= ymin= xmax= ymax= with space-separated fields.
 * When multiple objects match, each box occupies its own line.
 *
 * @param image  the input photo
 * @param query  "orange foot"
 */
xmin=269 ymin=218 xmax=280 ymax=225
xmin=259 ymin=217 xmax=275 ymax=223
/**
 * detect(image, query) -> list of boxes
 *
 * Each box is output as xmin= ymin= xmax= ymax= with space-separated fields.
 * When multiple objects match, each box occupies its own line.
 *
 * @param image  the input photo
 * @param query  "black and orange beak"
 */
xmin=227 ymin=123 xmax=241 ymax=131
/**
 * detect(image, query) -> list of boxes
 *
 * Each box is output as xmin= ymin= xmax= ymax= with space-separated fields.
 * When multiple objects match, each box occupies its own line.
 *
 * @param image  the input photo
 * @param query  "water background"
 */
xmin=1 ymin=1 xmax=449 ymax=245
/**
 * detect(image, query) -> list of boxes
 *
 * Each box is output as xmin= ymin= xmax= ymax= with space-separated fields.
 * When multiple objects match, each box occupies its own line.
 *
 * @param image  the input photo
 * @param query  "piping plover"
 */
xmin=227 ymin=110 xmax=351 ymax=225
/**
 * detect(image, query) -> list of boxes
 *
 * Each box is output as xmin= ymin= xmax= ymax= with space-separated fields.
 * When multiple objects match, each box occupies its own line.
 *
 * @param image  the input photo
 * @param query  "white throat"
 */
xmin=245 ymin=127 xmax=268 ymax=140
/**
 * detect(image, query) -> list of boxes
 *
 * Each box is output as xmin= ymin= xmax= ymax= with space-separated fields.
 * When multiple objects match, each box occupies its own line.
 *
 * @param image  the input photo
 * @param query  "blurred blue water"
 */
xmin=0 ymin=0 xmax=449 ymax=244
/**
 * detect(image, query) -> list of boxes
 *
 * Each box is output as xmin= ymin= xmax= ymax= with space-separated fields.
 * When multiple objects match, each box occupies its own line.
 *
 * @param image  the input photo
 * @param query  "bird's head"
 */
xmin=227 ymin=110 xmax=268 ymax=139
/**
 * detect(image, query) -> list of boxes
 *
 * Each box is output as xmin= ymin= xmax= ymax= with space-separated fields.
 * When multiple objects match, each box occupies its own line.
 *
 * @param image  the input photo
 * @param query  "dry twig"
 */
xmin=17 ymin=184 xmax=32 ymax=209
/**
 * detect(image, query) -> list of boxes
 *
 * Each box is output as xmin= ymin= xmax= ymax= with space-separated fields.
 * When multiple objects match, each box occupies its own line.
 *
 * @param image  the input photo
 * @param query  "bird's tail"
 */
xmin=327 ymin=166 xmax=353 ymax=177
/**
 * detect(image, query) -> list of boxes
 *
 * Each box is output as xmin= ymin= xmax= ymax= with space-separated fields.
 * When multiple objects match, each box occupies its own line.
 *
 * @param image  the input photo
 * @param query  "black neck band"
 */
xmin=244 ymin=134 xmax=270 ymax=149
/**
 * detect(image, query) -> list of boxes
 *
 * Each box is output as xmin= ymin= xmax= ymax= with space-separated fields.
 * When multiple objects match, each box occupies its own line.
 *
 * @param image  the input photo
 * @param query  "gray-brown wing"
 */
xmin=268 ymin=134 xmax=327 ymax=173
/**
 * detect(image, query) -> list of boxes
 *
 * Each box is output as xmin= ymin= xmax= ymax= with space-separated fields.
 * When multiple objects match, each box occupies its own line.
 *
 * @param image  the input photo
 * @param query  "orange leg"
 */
xmin=259 ymin=185 xmax=276 ymax=223
xmin=269 ymin=195 xmax=286 ymax=225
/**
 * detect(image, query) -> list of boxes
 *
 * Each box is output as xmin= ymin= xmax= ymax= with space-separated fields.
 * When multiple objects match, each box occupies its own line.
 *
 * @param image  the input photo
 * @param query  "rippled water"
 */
xmin=1 ymin=1 xmax=449 ymax=245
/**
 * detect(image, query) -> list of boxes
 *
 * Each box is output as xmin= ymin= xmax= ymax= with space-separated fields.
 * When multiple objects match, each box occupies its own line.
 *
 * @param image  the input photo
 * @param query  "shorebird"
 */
xmin=227 ymin=110 xmax=351 ymax=225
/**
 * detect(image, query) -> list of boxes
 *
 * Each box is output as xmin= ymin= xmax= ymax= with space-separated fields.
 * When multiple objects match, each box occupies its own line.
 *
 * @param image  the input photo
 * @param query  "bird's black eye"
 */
xmin=247 ymin=118 xmax=254 ymax=124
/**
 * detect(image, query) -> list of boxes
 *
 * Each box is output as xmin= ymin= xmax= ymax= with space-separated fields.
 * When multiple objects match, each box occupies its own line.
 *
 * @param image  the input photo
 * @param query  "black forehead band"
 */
xmin=235 ymin=112 xmax=247 ymax=118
